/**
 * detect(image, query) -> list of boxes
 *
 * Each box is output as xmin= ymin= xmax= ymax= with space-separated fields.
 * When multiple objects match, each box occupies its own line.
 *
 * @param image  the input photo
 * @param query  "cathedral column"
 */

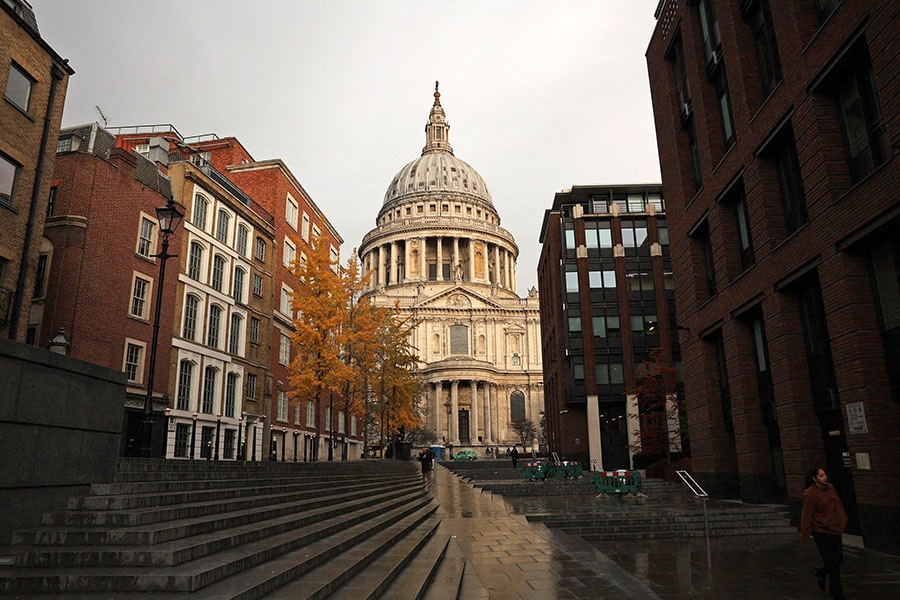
xmin=512 ymin=259 xmax=517 ymax=292
xmin=453 ymin=237 xmax=460 ymax=281
xmin=468 ymin=241 xmax=475 ymax=282
xmin=484 ymin=382 xmax=493 ymax=444
xmin=450 ymin=380 xmax=459 ymax=445
xmin=505 ymin=250 xmax=512 ymax=289
xmin=403 ymin=241 xmax=411 ymax=284
xmin=391 ymin=241 xmax=399 ymax=285
xmin=492 ymin=245 xmax=500 ymax=286
xmin=433 ymin=382 xmax=442 ymax=441
xmin=470 ymin=380 xmax=479 ymax=444
xmin=436 ymin=237 xmax=443 ymax=281
xmin=420 ymin=237 xmax=427 ymax=281
xmin=377 ymin=246 xmax=385 ymax=287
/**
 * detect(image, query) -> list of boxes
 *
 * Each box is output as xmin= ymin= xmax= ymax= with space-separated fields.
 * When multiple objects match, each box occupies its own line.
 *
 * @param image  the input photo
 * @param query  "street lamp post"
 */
xmin=214 ymin=414 xmax=222 ymax=461
xmin=140 ymin=198 xmax=184 ymax=458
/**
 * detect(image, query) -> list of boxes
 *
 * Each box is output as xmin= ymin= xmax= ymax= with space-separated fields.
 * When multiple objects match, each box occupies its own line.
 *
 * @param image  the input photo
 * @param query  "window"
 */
xmin=572 ymin=356 xmax=584 ymax=380
xmin=286 ymin=196 xmax=298 ymax=230
xmin=710 ymin=331 xmax=733 ymax=430
xmin=130 ymin=276 xmax=151 ymax=319
xmin=338 ymin=410 xmax=346 ymax=433
xmin=351 ymin=415 xmax=357 ymax=436
xmin=223 ymin=429 xmax=235 ymax=459
xmin=137 ymin=217 xmax=155 ymax=258
xmin=306 ymin=400 xmax=315 ymax=427
xmin=216 ymin=210 xmax=230 ymax=243
xmin=208 ymin=305 xmax=222 ymax=348
xmin=177 ymin=360 xmax=193 ymax=410
xmin=596 ymin=362 xmax=624 ymax=385
xmin=565 ymin=271 xmax=579 ymax=293
xmin=225 ymin=373 xmax=238 ymax=417
xmin=510 ymin=391 xmax=526 ymax=422
xmin=592 ymin=315 xmax=621 ymax=337
xmin=246 ymin=372 xmax=257 ymax=400
xmin=621 ymin=220 xmax=649 ymax=250
xmin=124 ymin=342 xmax=143 ymax=383
xmin=671 ymin=34 xmax=692 ymax=120
xmin=202 ymin=366 xmax=217 ymax=413
xmin=252 ymin=273 xmax=263 ymax=297
xmin=302 ymin=212 xmax=310 ymax=242
xmin=744 ymin=0 xmax=781 ymax=98
xmin=5 ymin=63 xmax=33 ymax=112
xmin=325 ymin=406 xmax=332 ymax=431
xmin=278 ymin=390 xmax=289 ymax=422
xmin=768 ymin=130 xmax=808 ymax=236
xmin=229 ymin=313 xmax=242 ymax=355
xmin=33 ymin=253 xmax=48 ymax=298
xmin=174 ymin=423 xmax=191 ymax=458
xmin=280 ymin=285 xmax=292 ymax=317
xmin=627 ymin=193 xmax=645 ymax=213
xmin=721 ymin=180 xmax=755 ymax=271
xmin=249 ymin=316 xmax=260 ymax=344
xmin=279 ymin=333 xmax=290 ymax=365
xmin=330 ymin=246 xmax=339 ymax=273
xmin=696 ymin=0 xmax=722 ymax=68
xmin=211 ymin=255 xmax=225 ymax=292
xmin=182 ymin=294 xmax=199 ymax=340
xmin=192 ymin=194 xmax=209 ymax=230
xmin=46 ymin=186 xmax=57 ymax=216
xmin=233 ymin=267 xmax=245 ymax=303
xmin=312 ymin=224 xmax=321 ymax=239
xmin=585 ymin=223 xmax=613 ymax=250
xmin=870 ymin=240 xmax=900 ymax=402
xmin=686 ymin=118 xmax=703 ymax=191
xmin=188 ymin=242 xmax=204 ymax=280
xmin=691 ymin=220 xmax=717 ymax=298
xmin=0 ymin=152 xmax=19 ymax=206
xmin=567 ymin=316 xmax=582 ymax=333
xmin=631 ymin=314 xmax=659 ymax=336
xmin=829 ymin=43 xmax=889 ymax=182
xmin=255 ymin=237 xmax=266 ymax=261
xmin=236 ymin=225 xmax=249 ymax=256
xmin=283 ymin=239 xmax=296 ymax=268
xmin=294 ymin=405 xmax=301 ymax=425
xmin=588 ymin=270 xmax=617 ymax=289
xmin=449 ymin=324 xmax=468 ymax=355
xmin=713 ymin=68 xmax=735 ymax=145
xmin=56 ymin=136 xmax=72 ymax=154
xmin=564 ymin=229 xmax=576 ymax=250
xmin=627 ymin=271 xmax=655 ymax=293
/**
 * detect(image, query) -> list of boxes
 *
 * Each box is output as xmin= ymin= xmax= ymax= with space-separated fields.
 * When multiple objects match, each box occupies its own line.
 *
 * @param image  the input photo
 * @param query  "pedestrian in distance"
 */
xmin=419 ymin=447 xmax=435 ymax=488
xmin=801 ymin=466 xmax=848 ymax=600
xmin=510 ymin=446 xmax=519 ymax=469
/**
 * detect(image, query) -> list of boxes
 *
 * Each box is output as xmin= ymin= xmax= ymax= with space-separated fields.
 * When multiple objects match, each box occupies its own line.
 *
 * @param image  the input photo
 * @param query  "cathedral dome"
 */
xmin=382 ymin=82 xmax=492 ymax=209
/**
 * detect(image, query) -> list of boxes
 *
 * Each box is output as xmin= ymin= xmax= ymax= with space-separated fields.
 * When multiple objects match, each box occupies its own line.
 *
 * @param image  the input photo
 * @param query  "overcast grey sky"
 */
xmin=33 ymin=0 xmax=661 ymax=295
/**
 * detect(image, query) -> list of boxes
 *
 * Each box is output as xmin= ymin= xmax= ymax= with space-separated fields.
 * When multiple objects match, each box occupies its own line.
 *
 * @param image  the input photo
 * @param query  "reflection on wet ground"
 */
xmin=431 ymin=465 xmax=900 ymax=599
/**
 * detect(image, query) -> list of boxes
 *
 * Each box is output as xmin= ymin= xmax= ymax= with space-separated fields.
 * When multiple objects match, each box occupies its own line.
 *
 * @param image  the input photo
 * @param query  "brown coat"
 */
xmin=801 ymin=482 xmax=847 ymax=543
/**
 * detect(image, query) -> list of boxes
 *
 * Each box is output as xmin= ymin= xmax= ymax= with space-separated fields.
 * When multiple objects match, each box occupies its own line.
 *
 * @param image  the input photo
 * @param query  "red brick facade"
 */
xmin=647 ymin=0 xmax=899 ymax=553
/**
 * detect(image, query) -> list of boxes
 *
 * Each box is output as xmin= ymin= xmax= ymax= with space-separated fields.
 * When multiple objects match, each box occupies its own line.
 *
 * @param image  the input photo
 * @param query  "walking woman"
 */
xmin=801 ymin=466 xmax=848 ymax=600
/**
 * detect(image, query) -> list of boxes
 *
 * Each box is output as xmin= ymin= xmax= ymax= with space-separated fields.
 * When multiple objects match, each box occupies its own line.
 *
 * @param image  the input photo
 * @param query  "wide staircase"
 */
xmin=0 ymin=458 xmax=463 ymax=599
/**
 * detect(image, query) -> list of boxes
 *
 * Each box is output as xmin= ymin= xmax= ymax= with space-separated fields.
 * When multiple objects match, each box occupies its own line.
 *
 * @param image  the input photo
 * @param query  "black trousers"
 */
xmin=812 ymin=532 xmax=843 ymax=598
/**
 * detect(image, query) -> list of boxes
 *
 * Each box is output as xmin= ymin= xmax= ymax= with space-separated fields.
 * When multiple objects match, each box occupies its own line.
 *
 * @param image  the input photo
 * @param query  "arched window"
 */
xmin=229 ymin=313 xmax=242 ymax=355
xmin=211 ymin=255 xmax=226 ymax=292
xmin=450 ymin=324 xmax=468 ymax=355
xmin=188 ymin=242 xmax=204 ymax=280
xmin=176 ymin=360 xmax=194 ymax=411
xmin=233 ymin=267 xmax=245 ymax=303
xmin=207 ymin=305 xmax=222 ymax=348
xmin=225 ymin=372 xmax=238 ymax=417
xmin=216 ymin=210 xmax=230 ymax=243
xmin=236 ymin=224 xmax=249 ymax=256
xmin=193 ymin=194 xmax=209 ymax=229
xmin=183 ymin=294 xmax=200 ymax=340
xmin=510 ymin=390 xmax=526 ymax=423
xmin=201 ymin=366 xmax=217 ymax=413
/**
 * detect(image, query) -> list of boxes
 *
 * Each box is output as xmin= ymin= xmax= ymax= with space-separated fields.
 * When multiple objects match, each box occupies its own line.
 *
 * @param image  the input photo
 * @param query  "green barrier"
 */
xmin=520 ymin=460 xmax=546 ymax=480
xmin=593 ymin=469 xmax=642 ymax=494
xmin=546 ymin=461 xmax=583 ymax=479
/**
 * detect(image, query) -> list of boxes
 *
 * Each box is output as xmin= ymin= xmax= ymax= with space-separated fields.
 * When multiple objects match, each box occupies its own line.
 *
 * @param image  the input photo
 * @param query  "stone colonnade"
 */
xmin=429 ymin=378 xmax=504 ymax=446
xmin=362 ymin=235 xmax=516 ymax=291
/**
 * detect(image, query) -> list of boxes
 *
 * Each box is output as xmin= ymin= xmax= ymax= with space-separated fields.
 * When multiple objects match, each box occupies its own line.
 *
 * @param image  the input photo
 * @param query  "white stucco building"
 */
xmin=359 ymin=84 xmax=543 ymax=451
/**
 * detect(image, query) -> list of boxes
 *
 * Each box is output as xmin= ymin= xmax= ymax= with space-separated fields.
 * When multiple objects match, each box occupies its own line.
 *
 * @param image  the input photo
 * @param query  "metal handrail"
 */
xmin=676 ymin=470 xmax=712 ymax=571
xmin=551 ymin=452 xmax=562 ymax=464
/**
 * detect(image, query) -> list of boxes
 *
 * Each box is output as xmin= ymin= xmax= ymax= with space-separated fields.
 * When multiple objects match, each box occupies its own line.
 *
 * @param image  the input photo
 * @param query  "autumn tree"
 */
xmin=288 ymin=236 xmax=352 ymax=461
xmin=626 ymin=346 xmax=684 ymax=463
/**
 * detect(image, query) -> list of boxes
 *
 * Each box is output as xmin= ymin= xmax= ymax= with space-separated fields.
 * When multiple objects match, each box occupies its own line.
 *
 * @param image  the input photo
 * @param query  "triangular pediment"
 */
xmin=415 ymin=286 xmax=503 ymax=310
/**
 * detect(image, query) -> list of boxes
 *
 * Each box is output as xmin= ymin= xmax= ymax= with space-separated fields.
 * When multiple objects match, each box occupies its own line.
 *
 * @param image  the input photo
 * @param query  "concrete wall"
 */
xmin=0 ymin=337 xmax=125 ymax=546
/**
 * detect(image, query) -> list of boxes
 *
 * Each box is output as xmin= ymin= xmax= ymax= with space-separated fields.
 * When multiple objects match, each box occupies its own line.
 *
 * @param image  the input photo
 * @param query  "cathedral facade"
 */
xmin=359 ymin=85 xmax=543 ymax=451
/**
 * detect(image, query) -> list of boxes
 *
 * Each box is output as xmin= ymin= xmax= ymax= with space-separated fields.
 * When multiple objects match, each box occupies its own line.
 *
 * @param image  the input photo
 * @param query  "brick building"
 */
xmin=1 ymin=0 xmax=72 ymax=341
xmin=647 ymin=0 xmax=899 ymax=552
xmin=538 ymin=185 xmax=681 ymax=470
xmin=187 ymin=137 xmax=355 ymax=462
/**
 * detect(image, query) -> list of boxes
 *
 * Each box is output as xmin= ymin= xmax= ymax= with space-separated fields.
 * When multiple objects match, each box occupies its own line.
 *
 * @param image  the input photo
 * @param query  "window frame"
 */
xmin=5 ymin=62 xmax=34 ymax=113
xmin=130 ymin=274 xmax=153 ymax=320
xmin=137 ymin=216 xmax=156 ymax=258
xmin=123 ymin=340 xmax=145 ymax=384
xmin=0 ymin=152 xmax=20 ymax=207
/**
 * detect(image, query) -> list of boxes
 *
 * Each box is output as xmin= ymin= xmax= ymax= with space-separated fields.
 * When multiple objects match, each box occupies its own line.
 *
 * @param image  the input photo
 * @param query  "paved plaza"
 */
xmin=430 ymin=464 xmax=900 ymax=600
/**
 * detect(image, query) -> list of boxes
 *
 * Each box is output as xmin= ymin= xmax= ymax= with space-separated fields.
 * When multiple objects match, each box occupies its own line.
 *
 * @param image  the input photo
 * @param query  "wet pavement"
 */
xmin=430 ymin=465 xmax=900 ymax=599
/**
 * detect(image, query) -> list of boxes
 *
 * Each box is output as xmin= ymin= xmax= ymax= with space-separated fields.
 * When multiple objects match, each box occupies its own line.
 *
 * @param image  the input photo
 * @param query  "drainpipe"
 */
xmin=9 ymin=63 xmax=65 ymax=340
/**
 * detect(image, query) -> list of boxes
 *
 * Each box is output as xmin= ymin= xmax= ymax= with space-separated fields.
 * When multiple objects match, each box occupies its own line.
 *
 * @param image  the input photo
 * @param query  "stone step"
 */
xmin=13 ymin=487 xmax=426 ymax=568
xmin=70 ymin=473 xmax=412 ymax=511
xmin=39 ymin=476 xmax=421 ymax=529
xmin=0 ymin=492 xmax=434 ymax=594
xmin=559 ymin=518 xmax=792 ymax=535
xmin=579 ymin=525 xmax=799 ymax=541
xmin=419 ymin=535 xmax=470 ymax=600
